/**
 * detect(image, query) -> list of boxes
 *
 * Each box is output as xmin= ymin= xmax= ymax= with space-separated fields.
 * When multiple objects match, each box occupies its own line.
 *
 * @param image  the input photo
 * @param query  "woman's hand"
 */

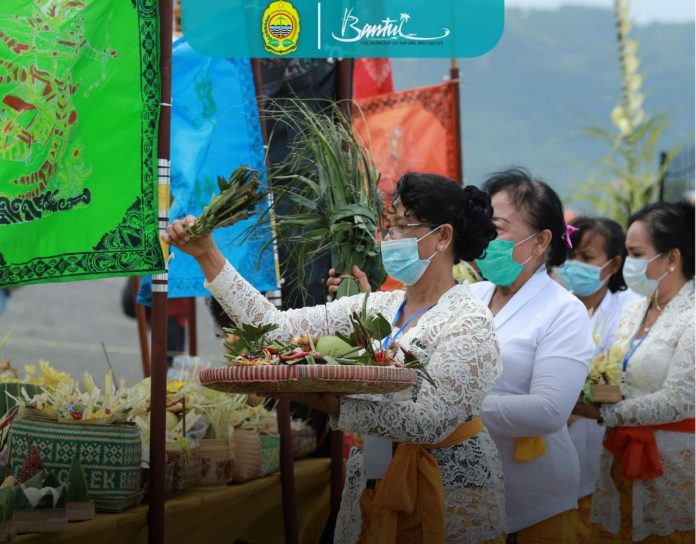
xmin=271 ymin=392 xmax=341 ymax=418
xmin=326 ymin=265 xmax=370 ymax=296
xmin=572 ymin=400 xmax=602 ymax=421
xmin=162 ymin=215 xmax=215 ymax=259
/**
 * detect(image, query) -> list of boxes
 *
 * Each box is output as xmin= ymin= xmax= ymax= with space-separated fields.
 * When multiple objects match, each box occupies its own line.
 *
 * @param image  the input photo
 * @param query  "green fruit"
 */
xmin=316 ymin=335 xmax=354 ymax=358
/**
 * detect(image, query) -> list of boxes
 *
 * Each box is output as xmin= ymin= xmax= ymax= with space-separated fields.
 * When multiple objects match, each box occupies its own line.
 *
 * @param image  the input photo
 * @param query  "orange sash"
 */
xmin=604 ymin=418 xmax=695 ymax=480
xmin=514 ymin=436 xmax=547 ymax=462
xmin=359 ymin=418 xmax=483 ymax=544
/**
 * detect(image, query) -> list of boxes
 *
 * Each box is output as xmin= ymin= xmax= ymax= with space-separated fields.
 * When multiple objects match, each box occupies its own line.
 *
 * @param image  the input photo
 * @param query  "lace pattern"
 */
xmin=593 ymin=280 xmax=695 ymax=540
xmin=205 ymin=261 xmax=507 ymax=543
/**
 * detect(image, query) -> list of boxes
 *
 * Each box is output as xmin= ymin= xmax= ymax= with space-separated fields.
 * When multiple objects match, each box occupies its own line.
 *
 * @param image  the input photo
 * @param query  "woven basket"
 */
xmin=200 ymin=365 xmax=418 ymax=394
xmin=66 ymin=500 xmax=95 ymax=522
xmin=166 ymin=446 xmax=202 ymax=491
xmin=231 ymin=430 xmax=280 ymax=483
xmin=291 ymin=428 xmax=317 ymax=460
xmin=14 ymin=508 xmax=67 ymax=534
xmin=9 ymin=418 xmax=142 ymax=512
xmin=198 ymin=438 xmax=234 ymax=487
xmin=0 ymin=521 xmax=15 ymax=543
xmin=590 ymin=384 xmax=622 ymax=403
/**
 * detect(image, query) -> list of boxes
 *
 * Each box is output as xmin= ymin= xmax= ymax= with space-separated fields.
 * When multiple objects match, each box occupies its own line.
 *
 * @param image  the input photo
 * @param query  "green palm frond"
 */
xmin=252 ymin=98 xmax=386 ymax=300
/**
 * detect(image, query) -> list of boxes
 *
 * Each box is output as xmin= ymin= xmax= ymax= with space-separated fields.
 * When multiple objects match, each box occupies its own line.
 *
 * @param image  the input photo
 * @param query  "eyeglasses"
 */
xmin=379 ymin=223 xmax=439 ymax=239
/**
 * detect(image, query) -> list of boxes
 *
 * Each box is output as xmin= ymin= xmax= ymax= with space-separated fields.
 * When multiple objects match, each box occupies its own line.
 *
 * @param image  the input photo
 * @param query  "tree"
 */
xmin=572 ymin=0 xmax=674 ymax=225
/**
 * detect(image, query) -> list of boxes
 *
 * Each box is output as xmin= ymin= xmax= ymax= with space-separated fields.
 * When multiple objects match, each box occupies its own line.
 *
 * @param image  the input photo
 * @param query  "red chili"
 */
xmin=280 ymin=351 xmax=309 ymax=361
xmin=70 ymin=412 xmax=83 ymax=421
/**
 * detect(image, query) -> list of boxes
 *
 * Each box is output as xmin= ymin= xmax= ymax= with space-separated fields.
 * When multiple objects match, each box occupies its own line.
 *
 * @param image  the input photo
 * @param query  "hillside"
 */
xmin=392 ymin=6 xmax=695 ymax=199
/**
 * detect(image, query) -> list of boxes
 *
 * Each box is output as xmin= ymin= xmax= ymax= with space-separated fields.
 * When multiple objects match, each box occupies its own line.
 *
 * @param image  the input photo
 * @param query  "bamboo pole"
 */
xmin=450 ymin=58 xmax=464 ymax=183
xmin=148 ymin=0 xmax=173 ymax=541
xmin=187 ymin=297 xmax=197 ymax=356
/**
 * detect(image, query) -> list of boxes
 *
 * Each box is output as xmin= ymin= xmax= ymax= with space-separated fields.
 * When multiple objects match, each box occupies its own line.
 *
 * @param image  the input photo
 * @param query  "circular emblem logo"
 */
xmin=262 ymin=1 xmax=300 ymax=56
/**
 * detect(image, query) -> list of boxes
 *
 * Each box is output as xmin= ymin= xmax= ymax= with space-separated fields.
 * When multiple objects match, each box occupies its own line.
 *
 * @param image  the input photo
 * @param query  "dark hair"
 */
xmin=482 ymin=168 xmax=568 ymax=267
xmin=390 ymin=172 xmax=496 ymax=263
xmin=569 ymin=216 xmax=628 ymax=293
xmin=628 ymin=201 xmax=695 ymax=279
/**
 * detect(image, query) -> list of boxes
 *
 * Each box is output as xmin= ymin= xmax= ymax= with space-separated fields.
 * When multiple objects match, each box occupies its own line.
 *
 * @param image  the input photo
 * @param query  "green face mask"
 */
xmin=475 ymin=233 xmax=537 ymax=287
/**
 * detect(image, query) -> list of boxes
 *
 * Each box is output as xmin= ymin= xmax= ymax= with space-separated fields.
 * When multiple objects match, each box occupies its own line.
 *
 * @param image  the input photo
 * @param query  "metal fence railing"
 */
xmin=660 ymin=144 xmax=695 ymax=203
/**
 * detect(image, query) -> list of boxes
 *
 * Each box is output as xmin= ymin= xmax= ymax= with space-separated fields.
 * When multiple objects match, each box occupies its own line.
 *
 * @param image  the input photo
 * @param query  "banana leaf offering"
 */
xmin=184 ymin=167 xmax=266 ymax=241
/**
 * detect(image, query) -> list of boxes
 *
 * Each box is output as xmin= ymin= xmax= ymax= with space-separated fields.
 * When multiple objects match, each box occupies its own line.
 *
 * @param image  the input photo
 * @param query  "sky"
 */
xmin=505 ymin=0 xmax=695 ymax=24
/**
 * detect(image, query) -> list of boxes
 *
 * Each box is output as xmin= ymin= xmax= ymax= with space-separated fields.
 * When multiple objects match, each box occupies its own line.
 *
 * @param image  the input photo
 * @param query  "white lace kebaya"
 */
xmin=592 ymin=280 xmax=695 ymax=541
xmin=204 ymin=260 xmax=507 ymax=543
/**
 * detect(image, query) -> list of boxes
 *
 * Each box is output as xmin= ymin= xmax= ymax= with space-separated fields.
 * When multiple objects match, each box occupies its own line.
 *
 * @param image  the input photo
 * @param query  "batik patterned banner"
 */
xmin=353 ymin=81 xmax=460 ymax=206
xmin=353 ymin=59 xmax=394 ymax=101
xmin=166 ymin=38 xmax=277 ymax=297
xmin=0 ymin=0 xmax=164 ymax=287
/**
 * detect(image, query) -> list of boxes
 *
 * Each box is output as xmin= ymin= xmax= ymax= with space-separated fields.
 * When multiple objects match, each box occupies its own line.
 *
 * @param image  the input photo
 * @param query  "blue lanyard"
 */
xmin=622 ymin=332 xmax=648 ymax=374
xmin=382 ymin=300 xmax=434 ymax=349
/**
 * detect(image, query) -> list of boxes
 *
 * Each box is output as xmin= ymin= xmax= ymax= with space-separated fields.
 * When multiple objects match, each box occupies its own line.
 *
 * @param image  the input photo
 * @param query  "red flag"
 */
xmin=354 ymin=81 xmax=461 ymax=291
xmin=353 ymin=59 xmax=394 ymax=100
xmin=354 ymin=81 xmax=461 ymax=206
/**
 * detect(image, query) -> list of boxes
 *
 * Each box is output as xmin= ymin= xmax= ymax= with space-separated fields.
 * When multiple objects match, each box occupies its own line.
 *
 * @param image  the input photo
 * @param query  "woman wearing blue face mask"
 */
xmin=164 ymin=172 xmax=507 ymax=543
xmin=573 ymin=202 xmax=694 ymax=543
xmin=470 ymin=168 xmax=595 ymax=542
xmin=561 ymin=217 xmax=640 ymax=541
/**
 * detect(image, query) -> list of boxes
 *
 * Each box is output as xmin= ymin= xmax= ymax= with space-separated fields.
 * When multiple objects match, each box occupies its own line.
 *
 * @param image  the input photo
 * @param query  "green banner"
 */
xmin=0 ymin=0 xmax=164 ymax=287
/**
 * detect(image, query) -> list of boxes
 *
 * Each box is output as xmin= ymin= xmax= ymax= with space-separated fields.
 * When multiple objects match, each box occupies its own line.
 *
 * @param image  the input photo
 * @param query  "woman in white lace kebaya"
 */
xmin=573 ymin=201 xmax=695 ymax=543
xmin=163 ymin=173 xmax=507 ymax=543
xmin=561 ymin=217 xmax=640 ymax=541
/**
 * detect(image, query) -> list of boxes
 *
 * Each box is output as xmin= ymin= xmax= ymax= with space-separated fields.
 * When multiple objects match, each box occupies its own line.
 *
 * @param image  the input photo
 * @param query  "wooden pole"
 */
xmin=148 ymin=0 xmax=173 ymax=541
xmin=450 ymin=58 xmax=464 ymax=183
xmin=658 ymin=150 xmax=668 ymax=203
xmin=250 ymin=58 xmax=299 ymax=544
xmin=187 ymin=297 xmax=197 ymax=356
xmin=131 ymin=277 xmax=151 ymax=377
xmin=276 ymin=399 xmax=299 ymax=544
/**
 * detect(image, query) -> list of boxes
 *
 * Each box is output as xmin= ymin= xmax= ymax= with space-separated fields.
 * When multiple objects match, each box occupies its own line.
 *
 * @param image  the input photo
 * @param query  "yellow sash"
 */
xmin=359 ymin=418 xmax=483 ymax=544
xmin=514 ymin=436 xmax=547 ymax=462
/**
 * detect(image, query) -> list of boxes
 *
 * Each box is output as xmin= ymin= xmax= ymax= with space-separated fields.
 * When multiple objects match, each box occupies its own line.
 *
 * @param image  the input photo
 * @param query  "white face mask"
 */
xmin=623 ymin=254 xmax=670 ymax=297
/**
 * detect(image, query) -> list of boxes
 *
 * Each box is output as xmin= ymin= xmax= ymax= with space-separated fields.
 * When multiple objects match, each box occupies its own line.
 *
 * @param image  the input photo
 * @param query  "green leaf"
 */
xmin=66 ymin=458 xmax=89 ymax=502
xmin=336 ymin=277 xmax=360 ymax=299
xmin=367 ymin=314 xmax=391 ymax=341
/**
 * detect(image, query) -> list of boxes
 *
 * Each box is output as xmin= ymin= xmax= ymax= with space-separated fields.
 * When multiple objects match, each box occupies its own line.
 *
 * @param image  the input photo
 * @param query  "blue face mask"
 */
xmin=475 ymin=232 xmax=537 ymax=287
xmin=623 ymin=254 xmax=669 ymax=297
xmin=380 ymin=226 xmax=442 ymax=286
xmin=560 ymin=260 xmax=612 ymax=297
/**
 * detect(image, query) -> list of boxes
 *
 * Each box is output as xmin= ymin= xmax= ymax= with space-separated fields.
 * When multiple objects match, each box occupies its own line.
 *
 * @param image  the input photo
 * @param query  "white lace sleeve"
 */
xmin=600 ymin=323 xmax=695 ymax=427
xmin=334 ymin=308 xmax=501 ymax=444
xmin=204 ymin=260 xmax=392 ymax=341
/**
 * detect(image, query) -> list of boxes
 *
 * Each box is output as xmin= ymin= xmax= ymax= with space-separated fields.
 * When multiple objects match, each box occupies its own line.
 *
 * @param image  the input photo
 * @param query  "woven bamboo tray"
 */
xmin=199 ymin=365 xmax=418 ymax=394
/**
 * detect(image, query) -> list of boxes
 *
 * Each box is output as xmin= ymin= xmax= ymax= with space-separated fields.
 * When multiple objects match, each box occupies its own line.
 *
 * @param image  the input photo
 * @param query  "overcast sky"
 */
xmin=505 ymin=0 xmax=694 ymax=24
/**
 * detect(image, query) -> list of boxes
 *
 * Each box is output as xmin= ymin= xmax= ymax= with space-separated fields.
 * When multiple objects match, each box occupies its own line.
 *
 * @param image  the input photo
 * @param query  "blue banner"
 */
xmin=163 ymin=38 xmax=277 ymax=299
xmin=182 ymin=0 xmax=504 ymax=59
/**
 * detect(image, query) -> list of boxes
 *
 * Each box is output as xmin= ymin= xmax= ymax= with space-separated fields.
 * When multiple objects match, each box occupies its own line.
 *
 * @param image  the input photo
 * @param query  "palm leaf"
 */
xmin=250 ymin=98 xmax=386 ymax=301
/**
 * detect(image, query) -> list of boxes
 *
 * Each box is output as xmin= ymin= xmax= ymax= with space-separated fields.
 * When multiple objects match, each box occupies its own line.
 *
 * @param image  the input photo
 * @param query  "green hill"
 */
xmin=392 ymin=6 xmax=695 ymax=200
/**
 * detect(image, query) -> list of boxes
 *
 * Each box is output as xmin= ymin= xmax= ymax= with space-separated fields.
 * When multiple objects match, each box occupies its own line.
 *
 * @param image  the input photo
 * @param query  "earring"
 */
xmin=438 ymin=245 xmax=444 ymax=251
xmin=669 ymin=266 xmax=675 ymax=272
